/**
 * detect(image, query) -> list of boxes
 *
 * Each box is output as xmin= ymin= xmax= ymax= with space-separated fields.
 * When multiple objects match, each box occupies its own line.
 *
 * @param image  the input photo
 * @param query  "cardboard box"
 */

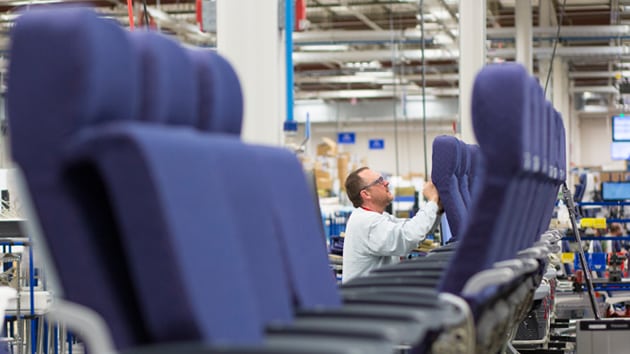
xmin=337 ymin=153 xmax=350 ymax=190
xmin=316 ymin=176 xmax=333 ymax=190
xmin=395 ymin=186 xmax=416 ymax=197
xmin=316 ymin=137 xmax=337 ymax=157
xmin=314 ymin=168 xmax=329 ymax=179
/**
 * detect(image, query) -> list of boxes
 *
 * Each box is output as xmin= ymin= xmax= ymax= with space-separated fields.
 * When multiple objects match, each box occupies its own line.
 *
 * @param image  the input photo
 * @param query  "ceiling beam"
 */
xmin=296 ymin=72 xmax=459 ymax=84
xmin=296 ymin=86 xmax=459 ymax=100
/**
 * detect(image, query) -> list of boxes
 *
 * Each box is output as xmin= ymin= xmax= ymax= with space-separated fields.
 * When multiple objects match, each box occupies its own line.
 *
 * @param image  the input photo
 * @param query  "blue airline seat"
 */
xmin=7 ymin=8 xmax=149 ymax=350
xmin=191 ymin=46 xmax=564 ymax=354
xmin=126 ymin=29 xmax=442 ymax=352
xmin=9 ymin=7 xmax=391 ymax=354
xmin=151 ymin=35 xmax=469 ymax=352
xmin=431 ymin=136 xmax=467 ymax=241
xmin=182 ymin=38 xmax=465 ymax=352
xmin=457 ymin=139 xmax=472 ymax=209
xmin=467 ymin=144 xmax=483 ymax=202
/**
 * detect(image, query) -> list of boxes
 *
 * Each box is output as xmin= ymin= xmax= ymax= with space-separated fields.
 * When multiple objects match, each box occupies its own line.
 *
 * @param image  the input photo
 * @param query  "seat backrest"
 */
xmin=515 ymin=78 xmax=547 ymax=250
xmin=574 ymin=175 xmax=585 ymax=201
xmin=457 ymin=139 xmax=472 ymax=209
xmin=557 ymin=111 xmax=567 ymax=186
xmin=467 ymin=144 xmax=483 ymax=201
xmin=535 ymin=101 xmax=561 ymax=238
xmin=102 ymin=31 xmax=264 ymax=344
xmin=188 ymin=49 xmax=243 ymax=134
xmin=65 ymin=125 xmax=266 ymax=346
xmin=438 ymin=63 xmax=529 ymax=295
xmin=7 ymin=8 xmax=148 ymax=349
xmin=132 ymin=38 xmax=304 ymax=326
xmin=130 ymin=31 xmax=198 ymax=125
xmin=185 ymin=49 xmax=342 ymax=310
xmin=431 ymin=135 xmax=467 ymax=240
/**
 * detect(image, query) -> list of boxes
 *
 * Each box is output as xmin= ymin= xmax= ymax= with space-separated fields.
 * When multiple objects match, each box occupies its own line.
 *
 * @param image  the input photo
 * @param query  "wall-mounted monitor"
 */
xmin=612 ymin=115 xmax=630 ymax=141
xmin=611 ymin=142 xmax=630 ymax=160
xmin=602 ymin=182 xmax=630 ymax=201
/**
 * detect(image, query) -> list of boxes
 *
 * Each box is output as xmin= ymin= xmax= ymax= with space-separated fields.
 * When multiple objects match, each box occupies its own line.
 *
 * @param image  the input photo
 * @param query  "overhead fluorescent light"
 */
xmin=406 ymin=94 xmax=438 ymax=101
xmin=429 ymin=7 xmax=452 ymax=21
xmin=295 ymin=99 xmax=325 ymax=105
xmin=355 ymin=70 xmax=393 ymax=78
xmin=433 ymin=33 xmax=454 ymax=45
xmin=299 ymin=44 xmax=349 ymax=52
xmin=342 ymin=61 xmax=383 ymax=69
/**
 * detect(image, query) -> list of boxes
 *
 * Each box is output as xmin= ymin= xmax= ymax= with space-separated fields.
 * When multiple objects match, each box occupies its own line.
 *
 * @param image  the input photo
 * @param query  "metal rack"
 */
xmin=0 ymin=220 xmax=66 ymax=354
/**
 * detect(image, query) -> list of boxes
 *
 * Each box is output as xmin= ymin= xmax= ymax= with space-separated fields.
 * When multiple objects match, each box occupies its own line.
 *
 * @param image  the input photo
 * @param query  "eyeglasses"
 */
xmin=360 ymin=176 xmax=385 ymax=191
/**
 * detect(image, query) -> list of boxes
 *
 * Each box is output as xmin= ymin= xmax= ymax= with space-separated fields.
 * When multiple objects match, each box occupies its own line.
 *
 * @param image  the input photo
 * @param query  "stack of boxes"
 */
xmin=599 ymin=171 xmax=630 ymax=182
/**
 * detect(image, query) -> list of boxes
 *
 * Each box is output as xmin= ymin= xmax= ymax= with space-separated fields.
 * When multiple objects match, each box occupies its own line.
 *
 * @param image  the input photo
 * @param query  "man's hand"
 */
xmin=422 ymin=181 xmax=440 ymax=204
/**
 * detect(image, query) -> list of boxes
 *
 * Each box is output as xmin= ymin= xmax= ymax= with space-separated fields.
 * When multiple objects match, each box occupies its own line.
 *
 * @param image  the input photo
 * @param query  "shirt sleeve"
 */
xmin=365 ymin=201 xmax=439 ymax=256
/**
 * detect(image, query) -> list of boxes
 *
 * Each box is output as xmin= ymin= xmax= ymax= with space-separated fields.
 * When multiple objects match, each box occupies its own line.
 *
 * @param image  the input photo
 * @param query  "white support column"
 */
xmin=569 ymin=84 xmax=581 ymax=168
xmin=515 ymin=0 xmax=533 ymax=74
xmin=458 ymin=0 xmax=486 ymax=144
xmin=217 ymin=0 xmax=283 ymax=145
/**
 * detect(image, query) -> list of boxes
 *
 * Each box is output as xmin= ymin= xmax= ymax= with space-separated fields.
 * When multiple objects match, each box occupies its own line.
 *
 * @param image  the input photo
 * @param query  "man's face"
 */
xmin=358 ymin=169 xmax=393 ymax=206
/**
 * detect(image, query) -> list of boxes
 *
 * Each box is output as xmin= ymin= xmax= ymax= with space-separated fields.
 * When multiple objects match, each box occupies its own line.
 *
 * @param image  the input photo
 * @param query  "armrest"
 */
xmin=121 ymin=341 xmax=366 ymax=354
xmin=370 ymin=260 xmax=450 ymax=273
xmin=268 ymin=316 xmax=428 ymax=349
xmin=341 ymin=287 xmax=442 ymax=308
xmin=342 ymin=276 xmax=440 ymax=289
xmin=297 ymin=300 xmax=463 ymax=331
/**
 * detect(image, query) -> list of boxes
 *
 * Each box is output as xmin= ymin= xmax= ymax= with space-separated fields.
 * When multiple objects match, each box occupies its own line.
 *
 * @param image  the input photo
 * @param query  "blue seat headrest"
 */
xmin=432 ymin=135 xmax=460 ymax=186
xmin=129 ymin=31 xmax=198 ymax=126
xmin=188 ymin=49 xmax=243 ymax=135
xmin=8 ymin=7 xmax=140 ymax=169
xmin=472 ymin=63 xmax=529 ymax=176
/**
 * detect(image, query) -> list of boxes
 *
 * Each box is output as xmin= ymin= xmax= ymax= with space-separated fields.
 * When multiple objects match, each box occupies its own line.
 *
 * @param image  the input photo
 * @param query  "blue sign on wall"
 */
xmin=337 ymin=132 xmax=356 ymax=144
xmin=369 ymin=139 xmax=384 ymax=150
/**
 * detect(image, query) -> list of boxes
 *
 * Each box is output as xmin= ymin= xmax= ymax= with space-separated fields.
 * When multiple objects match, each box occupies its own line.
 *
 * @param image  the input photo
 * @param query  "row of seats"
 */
xmin=7 ymin=7 xmax=469 ymax=354
xmin=431 ymin=135 xmax=482 ymax=241
xmin=342 ymin=61 xmax=567 ymax=352
xmin=7 ymin=6 xmax=567 ymax=354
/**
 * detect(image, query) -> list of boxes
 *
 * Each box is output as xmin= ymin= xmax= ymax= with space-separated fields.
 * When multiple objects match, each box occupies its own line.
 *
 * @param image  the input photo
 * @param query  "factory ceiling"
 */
xmin=0 ymin=0 xmax=628 ymax=110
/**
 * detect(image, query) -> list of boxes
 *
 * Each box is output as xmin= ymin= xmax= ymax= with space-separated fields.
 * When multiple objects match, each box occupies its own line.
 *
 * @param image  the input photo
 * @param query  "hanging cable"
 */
xmin=543 ymin=0 xmax=567 ymax=96
xmin=402 ymin=60 xmax=413 ymax=174
xmin=419 ymin=0 xmax=428 ymax=179
xmin=142 ymin=0 xmax=150 ymax=29
xmin=390 ymin=7 xmax=400 ymax=178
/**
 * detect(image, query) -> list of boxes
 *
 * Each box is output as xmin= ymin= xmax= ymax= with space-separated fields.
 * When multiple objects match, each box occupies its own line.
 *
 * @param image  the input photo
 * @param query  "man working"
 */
xmin=341 ymin=167 xmax=441 ymax=283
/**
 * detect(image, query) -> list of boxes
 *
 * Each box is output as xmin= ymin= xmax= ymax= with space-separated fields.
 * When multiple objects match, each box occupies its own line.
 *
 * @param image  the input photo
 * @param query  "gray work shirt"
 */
xmin=341 ymin=201 xmax=439 ymax=283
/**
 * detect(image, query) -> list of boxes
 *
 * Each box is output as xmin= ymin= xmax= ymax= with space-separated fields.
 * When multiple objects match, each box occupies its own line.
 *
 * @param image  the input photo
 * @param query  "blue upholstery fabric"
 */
xmin=135 ymin=35 xmax=298 ymax=324
xmin=431 ymin=135 xmax=467 ymax=240
xmin=65 ymin=125 xmax=264 ymax=345
xmin=188 ymin=140 xmax=297 ymax=325
xmin=467 ymin=144 xmax=483 ymax=201
xmin=185 ymin=47 xmax=340 ymax=309
xmin=457 ymin=140 xmax=472 ymax=209
xmin=514 ymin=78 xmax=546 ymax=251
xmin=471 ymin=64 xmax=528 ymax=178
xmin=188 ymin=49 xmax=244 ymax=135
xmin=534 ymin=102 xmax=560 ymax=238
xmin=7 ymin=8 xmax=146 ymax=349
xmin=129 ymin=31 xmax=198 ymax=126
xmin=253 ymin=146 xmax=342 ymax=309
xmin=439 ymin=63 xmax=530 ymax=294
xmin=557 ymin=110 xmax=567 ymax=184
